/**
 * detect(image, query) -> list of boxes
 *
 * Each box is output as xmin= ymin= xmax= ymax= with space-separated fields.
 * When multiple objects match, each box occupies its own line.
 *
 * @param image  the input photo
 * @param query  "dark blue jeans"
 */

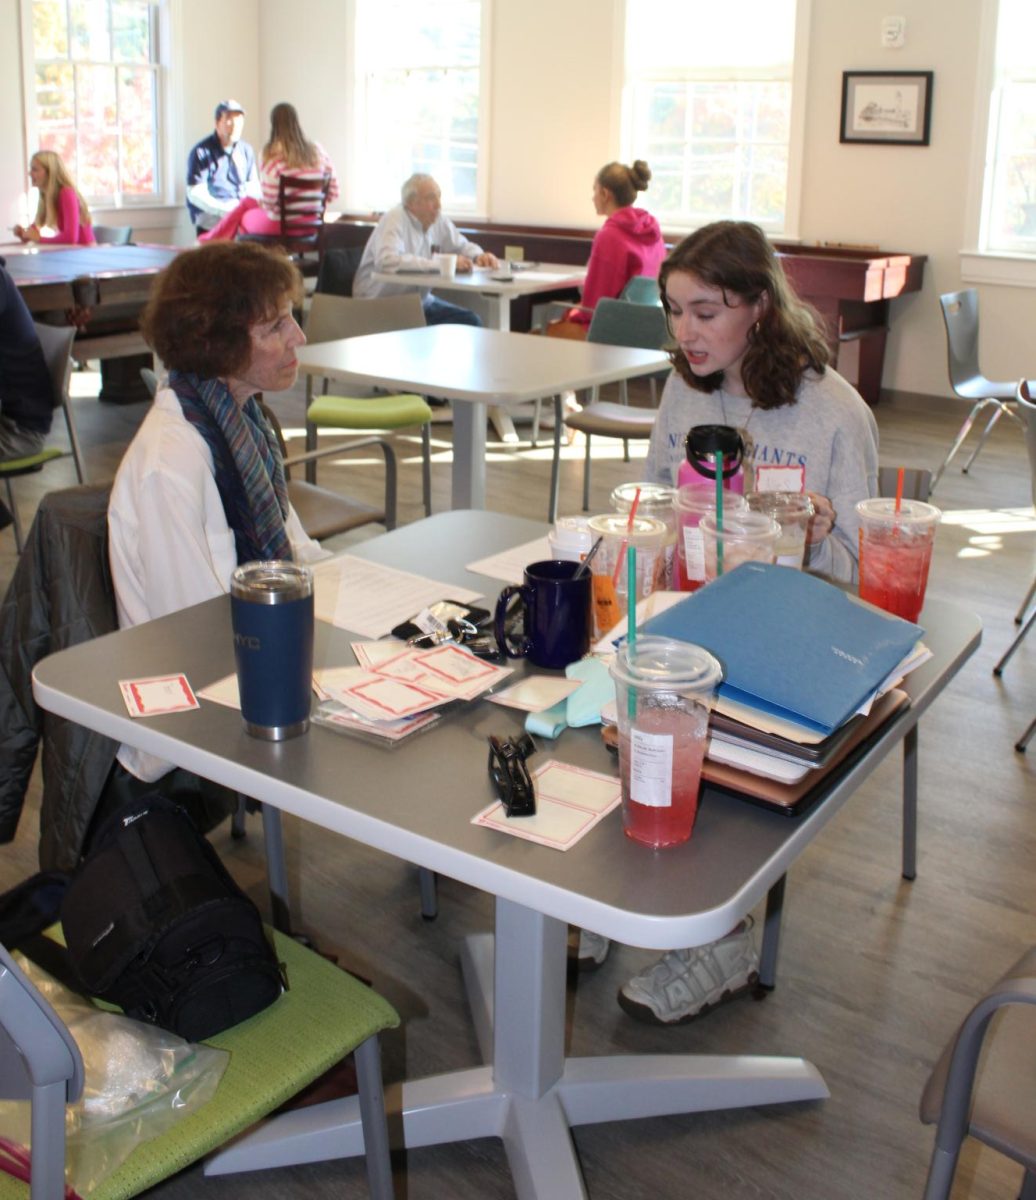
xmin=422 ymin=295 xmax=482 ymax=327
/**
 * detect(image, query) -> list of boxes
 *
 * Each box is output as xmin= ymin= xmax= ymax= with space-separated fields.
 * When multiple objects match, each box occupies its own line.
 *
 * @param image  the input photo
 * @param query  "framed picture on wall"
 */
xmin=840 ymin=71 xmax=933 ymax=145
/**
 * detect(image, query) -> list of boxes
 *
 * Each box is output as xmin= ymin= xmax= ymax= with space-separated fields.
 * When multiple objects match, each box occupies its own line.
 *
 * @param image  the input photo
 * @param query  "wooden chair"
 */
xmin=303 ymin=293 xmax=434 ymax=517
xmin=0 ymin=323 xmax=83 ymax=552
xmin=548 ymin=298 xmax=669 ymax=521
xmin=919 ymin=942 xmax=1036 ymax=1200
xmin=0 ymin=932 xmax=398 ymax=1199
xmin=933 ymin=289 xmax=1021 ymax=491
xmin=238 ymin=171 xmax=333 ymax=276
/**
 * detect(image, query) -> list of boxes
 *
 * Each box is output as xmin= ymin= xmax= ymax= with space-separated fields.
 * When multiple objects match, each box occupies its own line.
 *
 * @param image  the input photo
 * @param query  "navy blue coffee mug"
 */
xmin=494 ymin=559 xmax=592 ymax=669
xmin=230 ymin=561 xmax=314 ymax=740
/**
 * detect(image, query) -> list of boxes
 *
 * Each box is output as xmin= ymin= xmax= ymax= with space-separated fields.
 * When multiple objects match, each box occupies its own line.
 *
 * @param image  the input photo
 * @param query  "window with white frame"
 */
xmin=623 ymin=0 xmax=802 ymax=234
xmin=980 ymin=0 xmax=1036 ymax=254
xmin=25 ymin=0 xmax=161 ymax=205
xmin=350 ymin=0 xmax=485 ymax=213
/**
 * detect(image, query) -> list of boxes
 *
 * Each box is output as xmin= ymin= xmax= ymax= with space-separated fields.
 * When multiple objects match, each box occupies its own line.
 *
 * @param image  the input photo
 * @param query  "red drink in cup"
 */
xmin=610 ymin=637 xmax=721 ymax=849
xmin=856 ymin=497 xmax=941 ymax=623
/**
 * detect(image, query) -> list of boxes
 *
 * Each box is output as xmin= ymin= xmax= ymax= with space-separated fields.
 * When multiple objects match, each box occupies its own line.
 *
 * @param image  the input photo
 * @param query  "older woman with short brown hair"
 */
xmin=108 ymin=240 xmax=325 ymax=790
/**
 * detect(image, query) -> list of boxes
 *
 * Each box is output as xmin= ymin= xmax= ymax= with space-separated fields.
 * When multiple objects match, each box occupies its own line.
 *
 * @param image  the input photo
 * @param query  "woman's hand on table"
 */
xmin=12 ymin=224 xmax=39 ymax=243
xmin=806 ymin=492 xmax=836 ymax=544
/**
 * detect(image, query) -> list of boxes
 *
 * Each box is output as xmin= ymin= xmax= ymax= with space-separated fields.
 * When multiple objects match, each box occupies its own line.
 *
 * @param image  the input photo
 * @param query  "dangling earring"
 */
xmin=753 ymin=321 xmax=761 ymax=336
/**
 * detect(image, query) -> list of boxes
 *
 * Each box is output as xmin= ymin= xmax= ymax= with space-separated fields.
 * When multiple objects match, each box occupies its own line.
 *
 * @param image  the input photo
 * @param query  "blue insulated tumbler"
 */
xmin=230 ymin=561 xmax=314 ymax=740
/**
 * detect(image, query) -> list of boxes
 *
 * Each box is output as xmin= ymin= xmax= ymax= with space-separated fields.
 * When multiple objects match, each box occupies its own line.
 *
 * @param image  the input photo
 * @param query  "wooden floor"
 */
xmin=1 ymin=372 xmax=1033 ymax=1199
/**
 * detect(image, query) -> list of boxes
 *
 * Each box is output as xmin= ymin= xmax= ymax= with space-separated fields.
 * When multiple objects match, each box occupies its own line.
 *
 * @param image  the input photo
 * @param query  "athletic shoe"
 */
xmin=617 ymin=919 xmax=759 ymax=1026
xmin=574 ymin=929 xmax=611 ymax=971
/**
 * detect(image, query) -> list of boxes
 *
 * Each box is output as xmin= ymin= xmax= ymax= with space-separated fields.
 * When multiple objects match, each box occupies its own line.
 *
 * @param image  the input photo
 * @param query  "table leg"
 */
xmin=451 ymin=398 xmax=487 ymax=509
xmin=902 ymin=724 xmax=918 ymax=881
xmin=758 ymin=874 xmax=786 ymax=990
xmin=206 ymin=898 xmax=828 ymax=1198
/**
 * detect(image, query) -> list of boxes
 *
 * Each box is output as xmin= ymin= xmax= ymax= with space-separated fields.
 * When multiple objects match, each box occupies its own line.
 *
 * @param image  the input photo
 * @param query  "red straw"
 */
xmin=611 ymin=487 xmax=642 ymax=587
xmin=894 ymin=466 xmax=905 ymax=515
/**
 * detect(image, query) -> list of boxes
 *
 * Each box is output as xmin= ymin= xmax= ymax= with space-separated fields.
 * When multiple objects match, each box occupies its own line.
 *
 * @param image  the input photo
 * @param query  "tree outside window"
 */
xmin=623 ymin=0 xmax=799 ymax=233
xmin=28 ymin=0 xmax=161 ymax=205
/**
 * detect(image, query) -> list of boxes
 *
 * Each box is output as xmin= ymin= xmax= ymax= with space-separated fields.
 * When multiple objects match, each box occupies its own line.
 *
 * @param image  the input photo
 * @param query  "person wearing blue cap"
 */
xmin=185 ymin=100 xmax=260 ymax=235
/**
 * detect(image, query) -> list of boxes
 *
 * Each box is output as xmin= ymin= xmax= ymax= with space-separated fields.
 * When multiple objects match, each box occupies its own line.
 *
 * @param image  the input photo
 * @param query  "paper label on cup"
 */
xmin=682 ymin=526 xmax=705 ymax=582
xmin=776 ymin=553 xmax=804 ymax=569
xmin=630 ymin=729 xmax=674 ymax=808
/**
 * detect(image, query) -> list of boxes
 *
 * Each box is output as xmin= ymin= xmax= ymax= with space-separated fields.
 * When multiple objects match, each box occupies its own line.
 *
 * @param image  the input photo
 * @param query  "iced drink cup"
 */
xmin=745 ymin=491 xmax=814 ymax=569
xmin=856 ymin=497 xmax=941 ymax=623
xmin=586 ymin=513 xmax=667 ymax=637
xmin=673 ymin=486 xmax=748 ymax=591
xmin=699 ymin=511 xmax=780 ymax=582
xmin=609 ymin=637 xmax=722 ymax=848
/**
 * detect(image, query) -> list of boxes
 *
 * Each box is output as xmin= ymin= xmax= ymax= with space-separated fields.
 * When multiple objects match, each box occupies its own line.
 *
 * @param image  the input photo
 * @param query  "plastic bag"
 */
xmin=0 ymin=953 xmax=228 ymax=1196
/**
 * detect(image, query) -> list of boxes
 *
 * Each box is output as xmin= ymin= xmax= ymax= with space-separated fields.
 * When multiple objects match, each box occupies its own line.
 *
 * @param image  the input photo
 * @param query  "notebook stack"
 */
xmin=638 ymin=563 xmax=929 ymax=814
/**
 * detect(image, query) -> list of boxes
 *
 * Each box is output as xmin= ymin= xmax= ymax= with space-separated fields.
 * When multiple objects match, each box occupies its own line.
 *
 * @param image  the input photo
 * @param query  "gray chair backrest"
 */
xmin=938 ymin=289 xmax=982 ymax=390
xmin=31 ymin=323 xmax=75 ymax=410
xmin=315 ymin=246 xmax=365 ymax=297
xmin=587 ymin=297 xmax=668 ymax=351
xmin=305 ymin=292 xmax=426 ymax=344
xmin=620 ymin=275 xmax=662 ymax=306
xmin=878 ymin=466 xmax=933 ymax=501
xmin=92 ymin=225 xmax=132 ymax=245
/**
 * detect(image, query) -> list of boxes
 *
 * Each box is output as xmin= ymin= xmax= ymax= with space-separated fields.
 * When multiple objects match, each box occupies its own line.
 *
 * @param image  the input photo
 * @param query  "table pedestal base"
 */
xmin=205 ymin=903 xmax=828 ymax=1197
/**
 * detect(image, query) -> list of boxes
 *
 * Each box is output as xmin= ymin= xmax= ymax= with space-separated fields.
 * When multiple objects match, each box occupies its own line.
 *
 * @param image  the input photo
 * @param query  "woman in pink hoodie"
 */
xmin=549 ymin=160 xmax=666 ymax=339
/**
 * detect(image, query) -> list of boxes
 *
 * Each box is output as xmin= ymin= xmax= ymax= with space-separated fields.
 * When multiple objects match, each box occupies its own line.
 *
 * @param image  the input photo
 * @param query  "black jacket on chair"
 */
xmin=0 ymin=484 xmax=119 ymax=870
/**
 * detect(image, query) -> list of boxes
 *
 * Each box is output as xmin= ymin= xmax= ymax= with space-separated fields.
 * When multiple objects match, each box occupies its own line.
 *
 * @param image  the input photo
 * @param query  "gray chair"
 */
xmin=877 ymin=466 xmax=933 ymax=501
xmin=620 ymin=275 xmax=661 ymax=305
xmin=0 ymin=323 xmax=83 ymax=552
xmin=993 ymin=379 xmax=1036 ymax=751
xmin=548 ymin=298 xmax=669 ymax=521
xmin=933 ymin=289 xmax=1021 ymax=491
xmin=920 ymin=943 xmax=1036 ymax=1200
xmin=91 ymin=225 xmax=132 ymax=245
xmin=303 ymin=292 xmax=434 ymax=516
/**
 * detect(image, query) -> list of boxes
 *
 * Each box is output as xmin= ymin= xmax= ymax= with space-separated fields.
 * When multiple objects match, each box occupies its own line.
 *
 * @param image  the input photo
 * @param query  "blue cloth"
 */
xmin=422 ymin=295 xmax=482 ymax=327
xmin=185 ymin=132 xmax=257 ymax=228
xmin=0 ymin=264 xmax=53 ymax=436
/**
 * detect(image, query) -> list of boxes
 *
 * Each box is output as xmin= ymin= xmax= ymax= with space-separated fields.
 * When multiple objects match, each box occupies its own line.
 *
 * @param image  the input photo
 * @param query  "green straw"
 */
xmin=626 ymin=543 xmax=637 ymax=719
xmin=714 ymin=450 xmax=724 ymax=577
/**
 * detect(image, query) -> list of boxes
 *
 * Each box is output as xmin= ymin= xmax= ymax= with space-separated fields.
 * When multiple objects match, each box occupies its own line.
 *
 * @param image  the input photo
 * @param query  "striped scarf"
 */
xmin=169 ymin=371 xmax=292 ymax=565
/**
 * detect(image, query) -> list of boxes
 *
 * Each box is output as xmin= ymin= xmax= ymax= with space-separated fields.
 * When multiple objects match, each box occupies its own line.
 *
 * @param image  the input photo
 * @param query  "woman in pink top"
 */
xmin=200 ymin=103 xmax=339 ymax=242
xmin=14 ymin=151 xmax=95 ymax=246
xmin=547 ymin=159 xmax=667 ymax=339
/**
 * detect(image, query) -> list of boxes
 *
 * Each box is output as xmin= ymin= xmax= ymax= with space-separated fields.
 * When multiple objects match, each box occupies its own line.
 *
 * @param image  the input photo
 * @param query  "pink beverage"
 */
xmin=674 ymin=487 xmax=748 ymax=591
xmin=858 ymin=528 xmax=935 ymax=622
xmin=609 ymin=637 xmax=722 ymax=850
xmin=618 ymin=704 xmax=709 ymax=847
xmin=855 ymin=497 xmax=941 ymax=624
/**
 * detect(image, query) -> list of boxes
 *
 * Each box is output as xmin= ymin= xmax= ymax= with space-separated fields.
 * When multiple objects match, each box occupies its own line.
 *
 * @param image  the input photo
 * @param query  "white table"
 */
xmin=371 ymin=262 xmax=588 ymax=443
xmin=33 ymin=511 xmax=981 ymax=1200
xmin=295 ymin=325 xmax=670 ymax=511
xmin=370 ymin=262 xmax=586 ymax=333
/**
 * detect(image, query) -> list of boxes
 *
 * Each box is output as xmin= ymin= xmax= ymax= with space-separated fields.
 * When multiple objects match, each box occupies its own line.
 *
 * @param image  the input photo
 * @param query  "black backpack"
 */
xmin=0 ymin=795 xmax=286 ymax=1042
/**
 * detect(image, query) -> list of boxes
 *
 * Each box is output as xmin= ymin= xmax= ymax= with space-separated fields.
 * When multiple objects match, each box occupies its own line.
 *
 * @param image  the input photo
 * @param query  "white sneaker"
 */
xmin=575 ymin=929 xmax=611 ymax=971
xmin=617 ymin=919 xmax=759 ymax=1026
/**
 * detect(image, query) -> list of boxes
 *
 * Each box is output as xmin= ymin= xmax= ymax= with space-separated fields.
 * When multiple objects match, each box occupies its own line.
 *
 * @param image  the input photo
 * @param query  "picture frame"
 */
xmin=840 ymin=71 xmax=933 ymax=146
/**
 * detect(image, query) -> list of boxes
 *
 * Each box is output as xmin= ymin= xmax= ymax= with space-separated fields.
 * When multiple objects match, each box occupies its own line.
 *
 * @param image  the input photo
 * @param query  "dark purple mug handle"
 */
xmin=494 ymin=584 xmax=531 ymax=658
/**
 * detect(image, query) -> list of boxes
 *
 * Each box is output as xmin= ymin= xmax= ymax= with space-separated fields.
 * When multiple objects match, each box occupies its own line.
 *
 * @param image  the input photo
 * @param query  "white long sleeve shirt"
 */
xmin=352 ymin=203 xmax=484 ymax=301
xmin=108 ymin=388 xmax=327 ymax=781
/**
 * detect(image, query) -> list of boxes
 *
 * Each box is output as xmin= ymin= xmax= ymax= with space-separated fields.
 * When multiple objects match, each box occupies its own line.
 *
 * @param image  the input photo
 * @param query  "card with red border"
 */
xmin=119 ymin=674 xmax=200 ymax=717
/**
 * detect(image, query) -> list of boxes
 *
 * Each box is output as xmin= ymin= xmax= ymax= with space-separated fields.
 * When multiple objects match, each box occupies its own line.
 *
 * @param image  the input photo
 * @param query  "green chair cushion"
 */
xmin=307 ymin=392 xmax=432 ymax=431
xmin=0 ymin=448 xmax=65 ymax=477
xmin=0 ymin=930 xmax=398 ymax=1200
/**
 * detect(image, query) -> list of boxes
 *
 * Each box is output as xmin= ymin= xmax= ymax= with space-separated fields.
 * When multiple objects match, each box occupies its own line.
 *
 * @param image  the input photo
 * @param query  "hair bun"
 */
xmin=630 ymin=159 xmax=652 ymax=191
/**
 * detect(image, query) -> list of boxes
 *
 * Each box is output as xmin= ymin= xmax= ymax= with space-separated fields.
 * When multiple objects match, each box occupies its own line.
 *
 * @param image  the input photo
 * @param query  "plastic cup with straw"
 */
xmin=626 ymin=542 xmax=637 ymax=719
xmin=610 ymin=486 xmax=642 ymax=591
xmin=713 ymin=451 xmax=724 ymax=576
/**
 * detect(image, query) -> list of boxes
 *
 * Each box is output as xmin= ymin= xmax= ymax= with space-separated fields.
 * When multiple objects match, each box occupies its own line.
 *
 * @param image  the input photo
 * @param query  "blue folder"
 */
xmin=639 ymin=562 xmax=923 ymax=735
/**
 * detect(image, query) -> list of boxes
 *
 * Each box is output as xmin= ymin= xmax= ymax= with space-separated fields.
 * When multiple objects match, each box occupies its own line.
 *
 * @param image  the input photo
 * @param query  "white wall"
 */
xmin=4 ymin=0 xmax=1034 ymax=399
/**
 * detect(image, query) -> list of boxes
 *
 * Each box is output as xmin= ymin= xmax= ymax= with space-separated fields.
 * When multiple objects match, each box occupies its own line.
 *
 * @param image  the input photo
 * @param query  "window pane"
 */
xmin=33 ymin=0 xmax=68 ymax=57
xmin=69 ymin=0 xmax=111 ymax=61
xmin=122 ymin=127 xmax=156 ymax=193
xmin=78 ymin=63 xmax=118 ymax=127
xmin=112 ymin=0 xmax=151 ymax=63
xmin=35 ymin=62 xmax=75 ymax=125
xmin=78 ymin=128 xmax=119 ymax=196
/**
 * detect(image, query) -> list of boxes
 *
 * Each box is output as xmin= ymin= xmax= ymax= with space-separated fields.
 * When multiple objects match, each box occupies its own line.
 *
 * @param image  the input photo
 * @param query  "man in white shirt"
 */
xmin=352 ymin=173 xmax=499 ymax=325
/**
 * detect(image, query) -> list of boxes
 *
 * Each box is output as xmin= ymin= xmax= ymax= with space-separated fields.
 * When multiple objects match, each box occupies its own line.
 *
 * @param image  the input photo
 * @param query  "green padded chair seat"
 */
xmin=0 ymin=930 xmax=398 ymax=1200
xmin=0 ymin=448 xmax=65 ymax=477
xmin=308 ymin=393 xmax=432 ymax=431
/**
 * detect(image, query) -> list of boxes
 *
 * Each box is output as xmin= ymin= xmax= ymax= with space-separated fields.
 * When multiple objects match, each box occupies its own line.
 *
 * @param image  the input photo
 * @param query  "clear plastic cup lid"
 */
xmin=674 ymin=485 xmax=749 ymax=514
xmin=699 ymin=511 xmax=780 ymax=540
xmin=610 ymin=635 xmax=723 ymax=692
xmin=855 ymin=497 xmax=941 ymax=527
xmin=610 ymin=482 xmax=676 ymax=513
xmin=587 ymin=513 xmax=667 ymax=544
